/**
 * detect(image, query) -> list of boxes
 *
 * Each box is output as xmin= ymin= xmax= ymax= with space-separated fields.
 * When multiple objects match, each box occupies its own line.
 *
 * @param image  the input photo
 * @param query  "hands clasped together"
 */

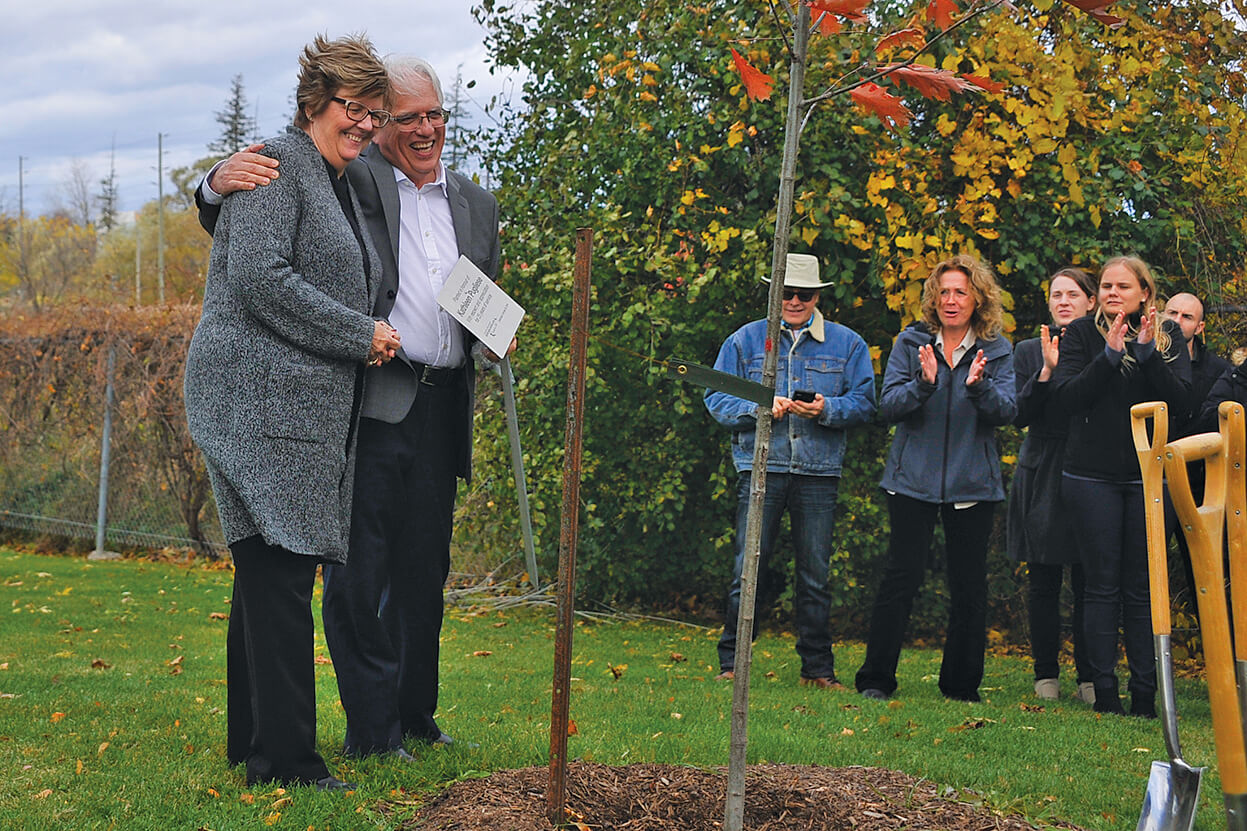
xmin=368 ymin=320 xmax=401 ymax=367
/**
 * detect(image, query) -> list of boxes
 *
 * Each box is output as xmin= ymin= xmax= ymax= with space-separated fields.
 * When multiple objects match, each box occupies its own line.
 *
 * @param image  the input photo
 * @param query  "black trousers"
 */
xmin=1061 ymin=475 xmax=1156 ymax=701
xmin=322 ymin=380 xmax=463 ymax=754
xmin=1028 ymin=562 xmax=1090 ymax=682
xmin=855 ymin=493 xmax=995 ymax=700
xmin=226 ymin=535 xmax=329 ymax=785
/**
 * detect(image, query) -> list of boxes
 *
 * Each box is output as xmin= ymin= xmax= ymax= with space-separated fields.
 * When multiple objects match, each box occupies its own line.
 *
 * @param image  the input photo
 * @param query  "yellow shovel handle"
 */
xmin=1131 ymin=402 xmax=1171 ymax=636
xmin=1221 ymin=402 xmax=1247 ymax=661
xmin=1166 ymin=434 xmax=1247 ymax=796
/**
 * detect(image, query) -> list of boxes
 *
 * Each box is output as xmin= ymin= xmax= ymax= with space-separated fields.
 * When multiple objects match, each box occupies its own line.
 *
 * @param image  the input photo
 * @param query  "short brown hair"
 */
xmin=293 ymin=34 xmax=389 ymax=129
xmin=920 ymin=254 xmax=1004 ymax=339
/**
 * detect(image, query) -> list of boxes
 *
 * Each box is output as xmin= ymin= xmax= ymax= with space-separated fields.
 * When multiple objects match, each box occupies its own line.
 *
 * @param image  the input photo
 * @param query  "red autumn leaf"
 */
xmin=883 ymin=64 xmax=980 ymax=101
xmin=850 ymin=83 xmax=912 ymax=130
xmin=875 ymin=27 xmax=927 ymax=55
xmin=926 ymin=0 xmax=959 ymax=29
xmin=818 ymin=13 xmax=842 ymax=35
xmin=807 ymin=0 xmax=870 ymax=23
xmin=1061 ymin=0 xmax=1125 ymax=26
xmin=962 ymin=73 xmax=1006 ymax=95
xmin=729 ymin=48 xmax=774 ymax=101
xmin=567 ymin=718 xmax=579 ymax=736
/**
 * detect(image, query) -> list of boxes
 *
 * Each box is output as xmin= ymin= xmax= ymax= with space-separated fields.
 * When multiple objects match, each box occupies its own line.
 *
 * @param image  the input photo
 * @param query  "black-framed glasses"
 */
xmin=331 ymin=96 xmax=392 ymax=128
xmin=391 ymin=109 xmax=449 ymax=131
xmin=783 ymin=288 xmax=818 ymax=302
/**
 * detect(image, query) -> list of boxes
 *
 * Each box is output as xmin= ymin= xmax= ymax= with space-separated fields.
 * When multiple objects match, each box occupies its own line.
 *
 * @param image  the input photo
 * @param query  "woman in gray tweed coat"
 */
xmin=183 ymin=34 xmax=399 ymax=790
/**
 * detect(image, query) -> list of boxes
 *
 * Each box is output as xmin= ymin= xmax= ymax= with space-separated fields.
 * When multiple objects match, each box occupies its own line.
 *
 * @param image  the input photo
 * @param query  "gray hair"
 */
xmin=385 ymin=55 xmax=444 ymax=106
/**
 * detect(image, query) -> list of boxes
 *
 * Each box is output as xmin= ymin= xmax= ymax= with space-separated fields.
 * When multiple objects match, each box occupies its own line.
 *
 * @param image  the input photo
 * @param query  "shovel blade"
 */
xmin=1137 ymin=760 xmax=1204 ymax=831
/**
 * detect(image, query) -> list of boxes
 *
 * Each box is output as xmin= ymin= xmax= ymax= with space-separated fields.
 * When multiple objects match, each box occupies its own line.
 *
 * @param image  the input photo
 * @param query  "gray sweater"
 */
xmin=184 ymin=127 xmax=379 ymax=562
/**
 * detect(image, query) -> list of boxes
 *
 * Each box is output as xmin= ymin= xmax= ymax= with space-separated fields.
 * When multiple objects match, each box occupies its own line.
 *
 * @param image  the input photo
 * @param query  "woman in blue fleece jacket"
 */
xmin=855 ymin=254 xmax=1016 ymax=702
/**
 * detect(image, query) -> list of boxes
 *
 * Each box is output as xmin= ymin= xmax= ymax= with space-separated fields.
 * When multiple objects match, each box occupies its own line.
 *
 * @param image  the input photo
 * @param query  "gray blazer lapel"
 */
xmin=446 ymin=174 xmax=472 ymax=258
xmin=365 ymin=151 xmax=402 ymax=268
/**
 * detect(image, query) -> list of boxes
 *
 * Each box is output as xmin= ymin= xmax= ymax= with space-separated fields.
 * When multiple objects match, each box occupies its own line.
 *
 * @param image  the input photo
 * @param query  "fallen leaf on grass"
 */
xmin=91 ymin=659 xmax=110 ymax=670
xmin=97 ymin=742 xmax=109 ymax=756
xmin=239 ymin=794 xmax=255 ymax=804
xmin=76 ymin=760 xmax=84 ymax=774
xmin=472 ymin=651 xmax=493 ymax=658
xmin=608 ymin=664 xmax=626 ymax=679
xmin=567 ymin=719 xmax=579 ymax=736
xmin=208 ymin=612 xmax=228 ymax=621
xmin=492 ymin=622 xmax=508 ymax=628
xmin=34 ymin=789 xmax=53 ymax=799
xmin=0 ymin=662 xmax=9 ymax=670
xmin=50 ymin=712 xmax=66 ymax=723
xmin=263 ymin=812 xmax=281 ymax=826
xmin=841 ymin=727 xmax=855 ymax=735
xmin=669 ymin=653 xmax=686 ymax=663
xmin=1019 ymin=702 xmax=1044 ymax=712
xmin=207 ymin=788 xmax=219 ymax=798
xmin=314 ymin=655 xmax=333 ymax=665
xmin=670 ymin=712 xmax=683 ymax=720
xmin=949 ymin=717 xmax=995 ymax=732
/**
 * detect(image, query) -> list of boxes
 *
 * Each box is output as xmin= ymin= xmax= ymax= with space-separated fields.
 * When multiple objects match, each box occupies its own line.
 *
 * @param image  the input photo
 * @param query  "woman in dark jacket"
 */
xmin=855 ymin=254 xmax=1016 ymax=702
xmin=184 ymin=35 xmax=399 ymax=788
xmin=1006 ymin=268 xmax=1097 ymax=704
xmin=1053 ymin=256 xmax=1191 ymax=716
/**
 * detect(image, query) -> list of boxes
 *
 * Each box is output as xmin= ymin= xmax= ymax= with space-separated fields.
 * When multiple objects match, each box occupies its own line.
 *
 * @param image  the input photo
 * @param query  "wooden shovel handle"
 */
xmin=1166 ymin=434 xmax=1247 ymax=795
xmin=1131 ymin=402 xmax=1171 ymax=635
xmin=1221 ymin=402 xmax=1247 ymax=662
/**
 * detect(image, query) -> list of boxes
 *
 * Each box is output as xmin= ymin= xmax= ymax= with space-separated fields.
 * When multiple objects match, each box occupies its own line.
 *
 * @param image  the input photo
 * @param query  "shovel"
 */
xmin=1131 ymin=402 xmax=1204 ymax=831
xmin=1165 ymin=427 xmax=1247 ymax=831
xmin=1221 ymin=401 xmax=1247 ymax=742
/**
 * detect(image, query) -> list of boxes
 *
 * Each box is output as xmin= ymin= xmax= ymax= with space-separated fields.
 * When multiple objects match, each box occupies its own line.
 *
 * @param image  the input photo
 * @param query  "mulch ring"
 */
xmin=407 ymin=762 xmax=1086 ymax=830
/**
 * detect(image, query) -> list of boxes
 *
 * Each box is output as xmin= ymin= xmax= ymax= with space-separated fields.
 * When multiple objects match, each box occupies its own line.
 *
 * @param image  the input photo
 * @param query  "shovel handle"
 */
xmin=1222 ymin=402 xmax=1247 ymax=662
xmin=1166 ymin=434 xmax=1247 ymax=797
xmin=1131 ymin=402 xmax=1171 ymax=636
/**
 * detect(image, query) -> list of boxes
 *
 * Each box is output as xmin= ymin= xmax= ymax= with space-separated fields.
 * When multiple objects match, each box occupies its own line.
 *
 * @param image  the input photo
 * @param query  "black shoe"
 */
xmin=1093 ymin=691 xmax=1125 ymax=715
xmin=314 ymin=776 xmax=358 ymax=791
xmin=1130 ymin=693 xmax=1157 ymax=719
xmin=422 ymin=732 xmax=480 ymax=749
xmin=860 ymin=688 xmax=889 ymax=701
xmin=943 ymin=690 xmax=981 ymax=703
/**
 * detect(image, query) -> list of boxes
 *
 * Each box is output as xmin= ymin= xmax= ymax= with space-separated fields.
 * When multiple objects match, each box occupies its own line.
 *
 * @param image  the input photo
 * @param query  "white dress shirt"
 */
xmin=389 ymin=163 xmax=465 ymax=369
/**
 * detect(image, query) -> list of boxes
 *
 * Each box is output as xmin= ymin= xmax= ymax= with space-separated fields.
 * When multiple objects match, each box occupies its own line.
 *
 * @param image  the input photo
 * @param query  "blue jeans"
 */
xmin=718 ymin=472 xmax=840 ymax=679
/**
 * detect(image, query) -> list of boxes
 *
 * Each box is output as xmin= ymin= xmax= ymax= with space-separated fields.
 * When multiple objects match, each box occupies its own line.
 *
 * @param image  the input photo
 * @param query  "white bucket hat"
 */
xmin=760 ymin=253 xmax=832 ymax=288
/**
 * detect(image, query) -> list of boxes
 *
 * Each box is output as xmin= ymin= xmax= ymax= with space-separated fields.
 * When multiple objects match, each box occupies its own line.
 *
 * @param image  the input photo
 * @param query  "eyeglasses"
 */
xmin=783 ymin=288 xmax=818 ymax=302
xmin=391 ymin=109 xmax=449 ymax=131
xmin=331 ymin=96 xmax=392 ymax=128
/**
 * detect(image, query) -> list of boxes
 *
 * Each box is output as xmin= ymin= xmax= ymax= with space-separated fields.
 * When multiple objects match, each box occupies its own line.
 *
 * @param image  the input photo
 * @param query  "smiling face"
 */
xmin=1048 ymin=275 xmax=1096 ymax=327
xmin=1099 ymin=263 xmax=1149 ymax=318
xmin=305 ymin=90 xmax=382 ymax=173
xmin=781 ymin=288 xmax=818 ymax=327
xmin=938 ymin=269 xmax=976 ymax=334
xmin=375 ymin=75 xmax=445 ymax=187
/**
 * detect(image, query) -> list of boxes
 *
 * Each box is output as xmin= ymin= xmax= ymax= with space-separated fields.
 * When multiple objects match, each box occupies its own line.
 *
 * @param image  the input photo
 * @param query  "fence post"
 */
xmin=89 ymin=336 xmax=120 ymax=561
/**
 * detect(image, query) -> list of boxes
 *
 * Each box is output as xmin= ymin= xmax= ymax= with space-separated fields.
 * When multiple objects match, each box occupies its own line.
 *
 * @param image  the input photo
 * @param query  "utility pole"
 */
xmin=17 ymin=156 xmax=28 ymax=306
xmin=134 ymin=223 xmax=142 ymax=305
xmin=156 ymin=133 xmax=166 ymax=304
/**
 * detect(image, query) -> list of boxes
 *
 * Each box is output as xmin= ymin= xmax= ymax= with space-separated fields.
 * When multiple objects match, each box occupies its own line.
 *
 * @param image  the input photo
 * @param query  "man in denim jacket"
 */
xmin=705 ymin=253 xmax=877 ymax=689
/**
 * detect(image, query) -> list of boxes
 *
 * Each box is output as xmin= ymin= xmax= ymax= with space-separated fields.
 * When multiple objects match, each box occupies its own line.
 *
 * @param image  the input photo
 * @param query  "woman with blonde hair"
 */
xmin=1052 ymin=256 xmax=1191 ymax=716
xmin=856 ymin=254 xmax=1016 ymax=702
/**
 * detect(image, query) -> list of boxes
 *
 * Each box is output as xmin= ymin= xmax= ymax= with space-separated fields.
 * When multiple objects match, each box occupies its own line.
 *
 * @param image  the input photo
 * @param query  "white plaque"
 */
xmin=436 ymin=255 xmax=525 ymax=360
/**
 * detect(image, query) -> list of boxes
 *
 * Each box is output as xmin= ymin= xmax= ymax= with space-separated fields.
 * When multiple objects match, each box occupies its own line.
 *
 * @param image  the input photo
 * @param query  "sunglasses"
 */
xmin=783 ymin=288 xmax=818 ymax=302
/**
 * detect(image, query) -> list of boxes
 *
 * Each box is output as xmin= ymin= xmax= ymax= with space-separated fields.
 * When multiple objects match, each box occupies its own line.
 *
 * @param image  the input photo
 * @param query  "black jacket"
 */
xmin=1053 ymin=315 xmax=1191 ymax=481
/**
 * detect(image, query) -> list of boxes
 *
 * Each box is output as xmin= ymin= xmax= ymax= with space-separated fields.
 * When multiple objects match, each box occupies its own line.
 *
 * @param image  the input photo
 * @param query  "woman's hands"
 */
xmin=1137 ymin=307 xmax=1157 ymax=346
xmin=918 ymin=343 xmax=938 ymax=385
xmin=1106 ymin=312 xmax=1128 ymax=353
xmin=1039 ymin=324 xmax=1059 ymax=382
xmin=965 ymin=349 xmax=987 ymax=387
xmin=368 ymin=320 xmax=401 ymax=367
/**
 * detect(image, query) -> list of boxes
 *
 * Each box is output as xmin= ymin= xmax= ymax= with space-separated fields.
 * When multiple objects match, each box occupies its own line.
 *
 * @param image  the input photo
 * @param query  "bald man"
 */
xmin=1164 ymin=292 xmax=1229 ymax=430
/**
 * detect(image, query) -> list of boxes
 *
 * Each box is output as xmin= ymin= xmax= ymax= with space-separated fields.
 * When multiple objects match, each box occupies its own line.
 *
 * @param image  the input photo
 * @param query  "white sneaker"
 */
xmin=1034 ymin=678 xmax=1060 ymax=700
xmin=1075 ymin=682 xmax=1096 ymax=705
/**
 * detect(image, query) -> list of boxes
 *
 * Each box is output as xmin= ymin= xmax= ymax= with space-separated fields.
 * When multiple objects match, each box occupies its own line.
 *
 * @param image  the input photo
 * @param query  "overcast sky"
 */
xmin=0 ymin=0 xmax=517 ymax=217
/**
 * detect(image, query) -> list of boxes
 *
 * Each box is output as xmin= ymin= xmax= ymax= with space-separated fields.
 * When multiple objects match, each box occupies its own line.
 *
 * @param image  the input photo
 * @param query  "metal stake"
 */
xmin=548 ymin=228 xmax=592 ymax=824
xmin=499 ymin=355 xmax=539 ymax=588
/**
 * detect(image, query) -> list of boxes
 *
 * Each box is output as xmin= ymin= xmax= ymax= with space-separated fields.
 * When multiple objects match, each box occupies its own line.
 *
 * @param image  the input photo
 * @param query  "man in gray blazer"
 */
xmin=198 ymin=56 xmax=508 ymax=758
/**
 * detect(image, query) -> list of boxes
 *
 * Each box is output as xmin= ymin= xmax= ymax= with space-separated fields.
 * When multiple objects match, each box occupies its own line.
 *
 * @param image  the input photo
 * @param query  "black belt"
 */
xmin=412 ymin=361 xmax=462 ymax=387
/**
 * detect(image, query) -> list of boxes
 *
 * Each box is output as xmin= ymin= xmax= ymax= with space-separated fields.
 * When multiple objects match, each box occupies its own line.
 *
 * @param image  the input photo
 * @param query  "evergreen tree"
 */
xmin=96 ymin=143 xmax=119 ymax=232
xmin=443 ymin=66 xmax=475 ymax=172
xmin=208 ymin=75 xmax=258 ymax=156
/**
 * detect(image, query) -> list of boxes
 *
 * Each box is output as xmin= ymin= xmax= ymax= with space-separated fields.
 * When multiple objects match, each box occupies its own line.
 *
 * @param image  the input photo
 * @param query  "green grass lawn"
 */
xmin=0 ymin=546 xmax=1231 ymax=830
